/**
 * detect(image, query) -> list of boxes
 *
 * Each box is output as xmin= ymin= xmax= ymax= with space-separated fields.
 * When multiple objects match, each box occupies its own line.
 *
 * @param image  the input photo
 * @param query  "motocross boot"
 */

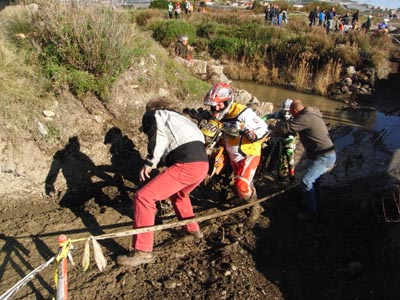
xmin=249 ymin=203 xmax=262 ymax=222
xmin=247 ymin=191 xmax=262 ymax=222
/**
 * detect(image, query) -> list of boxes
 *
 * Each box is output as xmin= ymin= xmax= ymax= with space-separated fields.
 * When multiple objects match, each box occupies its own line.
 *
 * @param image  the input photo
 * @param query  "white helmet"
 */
xmin=281 ymin=99 xmax=293 ymax=120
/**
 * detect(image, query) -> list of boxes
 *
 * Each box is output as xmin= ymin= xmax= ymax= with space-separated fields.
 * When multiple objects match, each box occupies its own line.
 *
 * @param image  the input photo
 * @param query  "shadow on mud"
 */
xmin=0 ymin=234 xmax=54 ymax=298
xmin=44 ymin=129 xmax=144 ymax=256
xmin=251 ymin=134 xmax=400 ymax=300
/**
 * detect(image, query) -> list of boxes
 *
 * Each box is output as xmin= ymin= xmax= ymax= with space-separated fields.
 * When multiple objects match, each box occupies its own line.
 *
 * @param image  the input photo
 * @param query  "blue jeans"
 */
xmin=301 ymin=151 xmax=336 ymax=213
xmin=326 ymin=19 xmax=333 ymax=33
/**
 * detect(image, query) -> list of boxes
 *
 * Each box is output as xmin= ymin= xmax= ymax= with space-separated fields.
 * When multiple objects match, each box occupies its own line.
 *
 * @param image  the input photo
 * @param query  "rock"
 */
xmin=346 ymin=66 xmax=356 ymax=76
xmin=1 ymin=161 xmax=15 ymax=173
xmin=359 ymin=87 xmax=371 ymax=95
xmin=158 ymin=88 xmax=169 ymax=97
xmin=94 ymin=115 xmax=102 ymax=123
xmin=36 ymin=120 xmax=47 ymax=136
xmin=344 ymin=77 xmax=352 ymax=86
xmin=163 ymin=279 xmax=177 ymax=289
xmin=235 ymin=89 xmax=254 ymax=104
xmin=43 ymin=110 xmax=56 ymax=117
xmin=208 ymin=65 xmax=231 ymax=84
xmin=191 ymin=59 xmax=208 ymax=75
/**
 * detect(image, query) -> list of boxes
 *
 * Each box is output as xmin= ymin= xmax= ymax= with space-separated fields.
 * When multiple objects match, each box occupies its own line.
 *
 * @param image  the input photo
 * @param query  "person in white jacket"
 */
xmin=117 ymin=98 xmax=209 ymax=267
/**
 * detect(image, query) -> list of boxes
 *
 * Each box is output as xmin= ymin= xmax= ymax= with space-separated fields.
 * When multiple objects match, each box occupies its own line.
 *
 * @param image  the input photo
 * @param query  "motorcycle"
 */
xmin=199 ymin=118 xmax=226 ymax=177
xmin=184 ymin=108 xmax=230 ymax=178
xmin=259 ymin=129 xmax=296 ymax=182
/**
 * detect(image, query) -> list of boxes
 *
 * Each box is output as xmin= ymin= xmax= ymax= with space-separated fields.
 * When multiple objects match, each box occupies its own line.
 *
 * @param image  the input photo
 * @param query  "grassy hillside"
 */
xmin=0 ymin=1 xmax=209 ymax=141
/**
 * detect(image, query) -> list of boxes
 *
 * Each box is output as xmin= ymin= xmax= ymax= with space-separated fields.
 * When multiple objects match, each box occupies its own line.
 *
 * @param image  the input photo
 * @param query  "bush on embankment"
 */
xmin=136 ymin=8 xmax=393 ymax=95
xmin=0 ymin=4 xmax=53 ymax=135
xmin=0 ymin=1 xmax=209 ymax=139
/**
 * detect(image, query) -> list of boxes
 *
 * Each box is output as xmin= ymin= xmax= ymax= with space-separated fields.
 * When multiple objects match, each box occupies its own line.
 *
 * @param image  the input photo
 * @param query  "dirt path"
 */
xmin=1 ymin=124 xmax=400 ymax=300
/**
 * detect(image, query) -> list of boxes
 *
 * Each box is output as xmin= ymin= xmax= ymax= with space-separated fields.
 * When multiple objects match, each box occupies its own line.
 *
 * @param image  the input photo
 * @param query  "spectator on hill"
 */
xmin=264 ymin=5 xmax=271 ymax=23
xmin=342 ymin=13 xmax=351 ymax=32
xmin=319 ymin=10 xmax=325 ymax=26
xmin=308 ymin=10 xmax=315 ymax=28
xmin=281 ymin=8 xmax=288 ymax=25
xmin=184 ymin=0 xmax=191 ymax=14
xmin=174 ymin=2 xmax=181 ymax=19
xmin=352 ymin=10 xmax=359 ymax=30
xmin=361 ymin=15 xmax=372 ymax=33
xmin=168 ymin=1 xmax=173 ymax=18
xmin=277 ymin=10 xmax=282 ymax=26
xmin=377 ymin=21 xmax=389 ymax=33
xmin=326 ymin=7 xmax=336 ymax=33
xmin=313 ymin=7 xmax=319 ymax=26
xmin=270 ymin=5 xmax=278 ymax=26
xmin=175 ymin=35 xmax=193 ymax=61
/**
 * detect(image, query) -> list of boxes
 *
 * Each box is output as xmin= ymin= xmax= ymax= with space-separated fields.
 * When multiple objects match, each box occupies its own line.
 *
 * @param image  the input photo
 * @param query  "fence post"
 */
xmin=56 ymin=234 xmax=68 ymax=300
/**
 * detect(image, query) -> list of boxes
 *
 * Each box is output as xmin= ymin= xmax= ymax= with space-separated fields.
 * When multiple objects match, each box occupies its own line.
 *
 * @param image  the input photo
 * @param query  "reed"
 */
xmin=314 ymin=59 xmax=342 ymax=95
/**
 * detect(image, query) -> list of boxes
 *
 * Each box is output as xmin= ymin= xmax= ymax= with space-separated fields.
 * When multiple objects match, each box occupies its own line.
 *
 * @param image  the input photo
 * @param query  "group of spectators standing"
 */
xmin=264 ymin=5 xmax=371 ymax=34
xmin=308 ymin=7 xmax=378 ymax=34
xmin=264 ymin=4 xmax=288 ymax=26
xmin=309 ymin=7 xmax=358 ymax=33
xmin=168 ymin=0 xmax=192 ymax=19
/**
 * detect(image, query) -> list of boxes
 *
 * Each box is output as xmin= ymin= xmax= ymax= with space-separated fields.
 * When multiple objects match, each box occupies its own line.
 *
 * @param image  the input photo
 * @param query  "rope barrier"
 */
xmin=0 ymin=257 xmax=55 ymax=300
xmin=72 ymin=183 xmax=299 ymax=243
xmin=0 ymin=183 xmax=298 ymax=300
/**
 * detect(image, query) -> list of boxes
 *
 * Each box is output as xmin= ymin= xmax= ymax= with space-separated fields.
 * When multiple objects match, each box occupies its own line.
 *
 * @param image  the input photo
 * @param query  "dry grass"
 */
xmin=314 ymin=59 xmax=342 ymax=95
xmin=0 ymin=31 xmax=52 ymax=132
xmin=293 ymin=56 xmax=310 ymax=91
xmin=224 ymin=61 xmax=254 ymax=81
xmin=254 ymin=64 xmax=271 ymax=84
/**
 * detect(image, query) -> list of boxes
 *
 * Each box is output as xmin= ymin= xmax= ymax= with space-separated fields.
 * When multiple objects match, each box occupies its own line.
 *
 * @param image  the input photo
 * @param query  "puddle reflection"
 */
xmin=232 ymin=80 xmax=400 ymax=151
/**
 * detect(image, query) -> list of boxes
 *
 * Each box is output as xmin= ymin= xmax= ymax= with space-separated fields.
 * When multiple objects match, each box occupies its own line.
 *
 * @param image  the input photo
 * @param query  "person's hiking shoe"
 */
xmin=296 ymin=211 xmax=317 ymax=222
xmin=249 ymin=203 xmax=262 ymax=222
xmin=188 ymin=230 xmax=204 ymax=239
xmin=116 ymin=250 xmax=154 ymax=267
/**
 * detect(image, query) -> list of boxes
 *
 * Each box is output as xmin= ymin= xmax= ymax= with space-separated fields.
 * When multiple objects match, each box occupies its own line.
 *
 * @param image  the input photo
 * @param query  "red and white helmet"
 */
xmin=203 ymin=83 xmax=234 ymax=120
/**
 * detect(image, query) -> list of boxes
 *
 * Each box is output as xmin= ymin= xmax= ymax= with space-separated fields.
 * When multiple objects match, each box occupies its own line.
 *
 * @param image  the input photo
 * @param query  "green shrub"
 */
xmin=152 ymin=19 xmax=196 ymax=47
xmin=149 ymin=0 xmax=168 ymax=9
xmin=196 ymin=22 xmax=220 ymax=39
xmin=135 ymin=10 xmax=154 ymax=26
xmin=209 ymin=36 xmax=241 ymax=59
xmin=29 ymin=0 xmax=137 ymax=100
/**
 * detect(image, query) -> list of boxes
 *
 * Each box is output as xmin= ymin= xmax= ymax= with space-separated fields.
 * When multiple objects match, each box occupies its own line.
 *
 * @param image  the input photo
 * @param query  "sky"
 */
xmin=352 ymin=0 xmax=400 ymax=9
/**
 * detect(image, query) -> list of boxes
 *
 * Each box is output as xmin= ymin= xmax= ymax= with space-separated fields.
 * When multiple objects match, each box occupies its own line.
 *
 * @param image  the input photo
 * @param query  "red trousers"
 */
xmin=132 ymin=161 xmax=208 ymax=251
xmin=231 ymin=155 xmax=260 ymax=200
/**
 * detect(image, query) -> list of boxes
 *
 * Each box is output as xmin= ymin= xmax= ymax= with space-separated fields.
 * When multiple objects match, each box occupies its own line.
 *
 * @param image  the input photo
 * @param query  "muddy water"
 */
xmin=232 ymin=80 xmax=400 ymax=152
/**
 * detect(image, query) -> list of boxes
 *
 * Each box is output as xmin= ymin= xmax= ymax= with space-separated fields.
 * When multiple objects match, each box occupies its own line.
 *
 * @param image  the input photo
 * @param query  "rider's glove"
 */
xmin=244 ymin=129 xmax=257 ymax=142
xmin=262 ymin=112 xmax=282 ymax=121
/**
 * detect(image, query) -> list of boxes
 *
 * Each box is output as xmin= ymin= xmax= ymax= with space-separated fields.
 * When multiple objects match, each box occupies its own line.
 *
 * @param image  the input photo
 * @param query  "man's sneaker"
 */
xmin=116 ymin=250 xmax=154 ymax=267
xmin=296 ymin=211 xmax=317 ymax=222
xmin=188 ymin=230 xmax=204 ymax=239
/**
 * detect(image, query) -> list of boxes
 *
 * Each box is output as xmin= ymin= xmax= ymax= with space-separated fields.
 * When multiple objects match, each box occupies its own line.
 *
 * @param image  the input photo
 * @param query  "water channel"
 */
xmin=231 ymin=80 xmax=400 ymax=152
